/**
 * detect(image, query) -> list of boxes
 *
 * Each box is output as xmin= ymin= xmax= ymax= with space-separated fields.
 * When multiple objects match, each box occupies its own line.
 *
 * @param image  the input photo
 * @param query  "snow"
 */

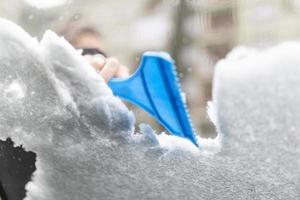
xmin=4 ymin=80 xmax=26 ymax=101
xmin=0 ymin=18 xmax=300 ymax=200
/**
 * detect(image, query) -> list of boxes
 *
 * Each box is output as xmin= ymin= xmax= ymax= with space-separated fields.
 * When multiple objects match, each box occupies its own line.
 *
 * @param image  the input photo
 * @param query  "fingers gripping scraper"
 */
xmin=108 ymin=52 xmax=199 ymax=147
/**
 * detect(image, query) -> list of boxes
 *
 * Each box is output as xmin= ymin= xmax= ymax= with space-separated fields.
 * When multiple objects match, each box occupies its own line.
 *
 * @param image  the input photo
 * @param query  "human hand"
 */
xmin=84 ymin=54 xmax=129 ymax=82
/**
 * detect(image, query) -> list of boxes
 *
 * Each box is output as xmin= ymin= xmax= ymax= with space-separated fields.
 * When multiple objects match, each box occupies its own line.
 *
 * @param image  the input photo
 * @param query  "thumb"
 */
xmin=100 ymin=57 xmax=119 ymax=82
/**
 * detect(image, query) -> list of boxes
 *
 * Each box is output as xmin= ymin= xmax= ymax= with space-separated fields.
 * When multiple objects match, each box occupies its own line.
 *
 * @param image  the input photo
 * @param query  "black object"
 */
xmin=0 ymin=179 xmax=8 ymax=200
xmin=80 ymin=48 xmax=107 ymax=57
xmin=0 ymin=138 xmax=36 ymax=200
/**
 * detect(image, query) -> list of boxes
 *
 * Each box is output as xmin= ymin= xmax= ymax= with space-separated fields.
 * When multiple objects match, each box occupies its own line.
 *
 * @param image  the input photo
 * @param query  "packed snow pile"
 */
xmin=0 ymin=19 xmax=300 ymax=200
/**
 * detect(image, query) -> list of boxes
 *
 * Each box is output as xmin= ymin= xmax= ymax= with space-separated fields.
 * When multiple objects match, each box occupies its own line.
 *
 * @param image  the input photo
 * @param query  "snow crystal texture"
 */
xmin=0 ymin=19 xmax=300 ymax=199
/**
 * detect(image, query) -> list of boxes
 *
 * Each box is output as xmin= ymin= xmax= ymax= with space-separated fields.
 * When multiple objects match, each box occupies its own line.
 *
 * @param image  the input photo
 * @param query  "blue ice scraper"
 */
xmin=108 ymin=52 xmax=199 ymax=147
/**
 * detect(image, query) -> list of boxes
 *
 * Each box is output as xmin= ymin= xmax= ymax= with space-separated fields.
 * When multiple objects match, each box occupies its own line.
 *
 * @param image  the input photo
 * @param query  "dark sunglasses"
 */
xmin=80 ymin=48 xmax=107 ymax=57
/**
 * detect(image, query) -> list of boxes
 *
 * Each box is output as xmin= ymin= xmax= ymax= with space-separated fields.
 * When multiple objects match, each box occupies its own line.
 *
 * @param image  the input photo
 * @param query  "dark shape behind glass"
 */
xmin=0 ymin=138 xmax=36 ymax=200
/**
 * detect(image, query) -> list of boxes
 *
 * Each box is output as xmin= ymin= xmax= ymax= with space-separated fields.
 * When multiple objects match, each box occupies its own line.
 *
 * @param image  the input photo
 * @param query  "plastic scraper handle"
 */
xmin=108 ymin=52 xmax=199 ymax=147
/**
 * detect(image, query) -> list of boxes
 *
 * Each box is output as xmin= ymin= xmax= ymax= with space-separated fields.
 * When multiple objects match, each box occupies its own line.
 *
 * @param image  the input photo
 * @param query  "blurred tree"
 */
xmin=170 ymin=0 xmax=192 ymax=75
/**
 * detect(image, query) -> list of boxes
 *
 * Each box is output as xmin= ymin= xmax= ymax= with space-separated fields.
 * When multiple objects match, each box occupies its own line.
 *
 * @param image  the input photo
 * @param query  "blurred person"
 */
xmin=57 ymin=21 xmax=164 ymax=131
xmin=58 ymin=21 xmax=129 ymax=82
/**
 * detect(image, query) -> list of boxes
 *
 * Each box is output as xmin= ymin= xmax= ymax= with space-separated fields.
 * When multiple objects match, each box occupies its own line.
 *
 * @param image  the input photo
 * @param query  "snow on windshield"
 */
xmin=0 ymin=19 xmax=299 ymax=200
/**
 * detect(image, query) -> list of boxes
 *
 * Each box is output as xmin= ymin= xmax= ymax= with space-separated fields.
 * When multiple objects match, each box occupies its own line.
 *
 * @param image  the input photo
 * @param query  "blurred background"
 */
xmin=1 ymin=0 xmax=300 ymax=138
